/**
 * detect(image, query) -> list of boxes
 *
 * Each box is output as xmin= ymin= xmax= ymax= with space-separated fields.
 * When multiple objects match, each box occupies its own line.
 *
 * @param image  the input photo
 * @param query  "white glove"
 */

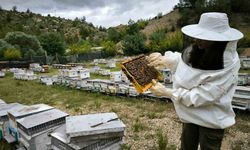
xmin=147 ymin=52 xmax=178 ymax=71
xmin=149 ymin=80 xmax=174 ymax=98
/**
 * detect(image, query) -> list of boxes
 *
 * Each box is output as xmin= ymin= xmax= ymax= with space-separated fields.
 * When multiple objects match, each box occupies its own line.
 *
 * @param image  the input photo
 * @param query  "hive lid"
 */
xmin=121 ymin=54 xmax=161 ymax=93
xmin=66 ymin=112 xmax=125 ymax=138
xmin=0 ymin=99 xmax=6 ymax=104
xmin=8 ymin=103 xmax=54 ymax=118
xmin=17 ymin=109 xmax=69 ymax=129
xmin=51 ymin=124 xmax=122 ymax=150
xmin=0 ymin=103 xmax=25 ymax=117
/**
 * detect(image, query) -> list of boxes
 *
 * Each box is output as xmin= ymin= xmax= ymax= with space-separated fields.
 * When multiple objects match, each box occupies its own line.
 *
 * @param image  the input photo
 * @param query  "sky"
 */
xmin=0 ymin=0 xmax=179 ymax=27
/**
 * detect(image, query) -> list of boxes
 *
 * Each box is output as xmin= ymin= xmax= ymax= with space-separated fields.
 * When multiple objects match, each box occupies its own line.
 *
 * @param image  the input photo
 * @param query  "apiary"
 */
xmin=121 ymin=55 xmax=161 ymax=93
xmin=16 ymin=109 xmax=69 ymax=150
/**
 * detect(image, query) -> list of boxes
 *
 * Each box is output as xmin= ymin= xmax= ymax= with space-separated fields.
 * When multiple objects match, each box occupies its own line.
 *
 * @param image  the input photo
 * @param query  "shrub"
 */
xmin=68 ymin=40 xmax=91 ymax=55
xmin=149 ymin=31 xmax=183 ymax=53
xmin=238 ymin=32 xmax=250 ymax=48
xmin=4 ymin=31 xmax=44 ymax=57
xmin=101 ymin=41 xmax=116 ymax=57
xmin=0 ymin=39 xmax=13 ymax=58
xmin=4 ymin=48 xmax=21 ymax=60
xmin=122 ymin=33 xmax=147 ymax=55
xmin=39 ymin=32 xmax=65 ymax=55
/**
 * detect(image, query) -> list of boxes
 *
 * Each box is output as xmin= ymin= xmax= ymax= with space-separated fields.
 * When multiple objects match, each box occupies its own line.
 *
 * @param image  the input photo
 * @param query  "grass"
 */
xmin=239 ymin=69 xmax=250 ymax=73
xmin=0 ymin=74 xmax=250 ymax=149
xmin=156 ymin=130 xmax=176 ymax=150
xmin=133 ymin=117 xmax=146 ymax=132
xmin=90 ymin=73 xmax=109 ymax=80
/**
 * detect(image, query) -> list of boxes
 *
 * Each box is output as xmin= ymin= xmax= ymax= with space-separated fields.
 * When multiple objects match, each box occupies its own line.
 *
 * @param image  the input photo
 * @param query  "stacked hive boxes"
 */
xmin=16 ymin=109 xmax=69 ymax=150
xmin=51 ymin=112 xmax=126 ymax=150
xmin=7 ymin=104 xmax=54 ymax=143
xmin=0 ymin=102 xmax=25 ymax=142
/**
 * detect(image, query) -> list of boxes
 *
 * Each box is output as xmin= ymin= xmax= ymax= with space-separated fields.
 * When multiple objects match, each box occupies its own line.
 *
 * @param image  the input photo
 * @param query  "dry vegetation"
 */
xmin=0 ymin=73 xmax=249 ymax=150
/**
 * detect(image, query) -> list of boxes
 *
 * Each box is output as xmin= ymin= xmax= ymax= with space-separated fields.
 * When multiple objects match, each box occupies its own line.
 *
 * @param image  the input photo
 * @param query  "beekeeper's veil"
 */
xmin=181 ymin=12 xmax=243 ymax=68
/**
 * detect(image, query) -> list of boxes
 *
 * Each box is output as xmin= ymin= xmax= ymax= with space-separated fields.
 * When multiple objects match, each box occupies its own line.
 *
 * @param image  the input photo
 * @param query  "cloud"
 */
xmin=0 ymin=0 xmax=179 ymax=27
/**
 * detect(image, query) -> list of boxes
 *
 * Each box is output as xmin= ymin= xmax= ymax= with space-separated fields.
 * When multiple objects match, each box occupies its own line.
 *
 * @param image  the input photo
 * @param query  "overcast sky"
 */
xmin=0 ymin=0 xmax=179 ymax=27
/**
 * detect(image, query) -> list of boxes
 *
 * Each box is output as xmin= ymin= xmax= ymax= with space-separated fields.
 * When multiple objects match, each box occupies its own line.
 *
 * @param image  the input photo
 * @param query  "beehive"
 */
xmin=121 ymin=55 xmax=161 ymax=93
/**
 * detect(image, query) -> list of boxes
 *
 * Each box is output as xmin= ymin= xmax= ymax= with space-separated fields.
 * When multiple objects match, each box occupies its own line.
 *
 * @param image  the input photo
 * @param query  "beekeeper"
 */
xmin=148 ymin=12 xmax=243 ymax=150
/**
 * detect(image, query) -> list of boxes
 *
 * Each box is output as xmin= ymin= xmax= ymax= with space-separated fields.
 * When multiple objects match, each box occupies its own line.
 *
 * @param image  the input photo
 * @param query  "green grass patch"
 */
xmin=239 ymin=69 xmax=250 ymax=73
xmin=90 ymin=73 xmax=109 ymax=79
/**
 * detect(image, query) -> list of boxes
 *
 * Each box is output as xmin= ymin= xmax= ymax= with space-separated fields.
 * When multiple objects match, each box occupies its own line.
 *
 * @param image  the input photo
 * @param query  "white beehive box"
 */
xmin=66 ymin=112 xmax=125 ymax=143
xmin=17 ymin=109 xmax=69 ymax=150
xmin=78 ymin=69 xmax=90 ymax=79
xmin=7 ymin=104 xmax=54 ymax=143
xmin=0 ymin=71 xmax=5 ymax=78
xmin=106 ymin=61 xmax=116 ymax=68
xmin=110 ymin=71 xmax=122 ymax=82
xmin=51 ymin=124 xmax=122 ymax=150
xmin=0 ymin=103 xmax=25 ymax=143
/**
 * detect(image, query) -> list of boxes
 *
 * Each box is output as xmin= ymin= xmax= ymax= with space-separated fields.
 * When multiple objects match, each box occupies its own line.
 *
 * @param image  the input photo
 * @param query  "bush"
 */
xmin=122 ymin=33 xmax=147 ymax=55
xmin=149 ymin=31 xmax=183 ymax=53
xmin=165 ymin=31 xmax=183 ymax=52
xmin=150 ymin=30 xmax=166 ymax=45
xmin=238 ymin=32 xmax=250 ymax=48
xmin=4 ymin=31 xmax=44 ymax=57
xmin=0 ymin=39 xmax=13 ymax=58
xmin=68 ymin=40 xmax=92 ymax=55
xmin=4 ymin=48 xmax=21 ymax=60
xmin=107 ymin=28 xmax=121 ymax=43
xmin=39 ymin=32 xmax=65 ymax=55
xmin=101 ymin=41 xmax=116 ymax=57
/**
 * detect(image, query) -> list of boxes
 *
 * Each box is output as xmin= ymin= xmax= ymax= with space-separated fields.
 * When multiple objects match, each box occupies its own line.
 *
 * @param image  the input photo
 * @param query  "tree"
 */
xmin=68 ymin=40 xmax=91 ymax=55
xmin=39 ymin=32 xmax=65 ymax=55
xmin=26 ymin=8 xmax=31 ymax=13
xmin=101 ymin=41 xmax=116 ymax=57
xmin=4 ymin=32 xmax=44 ymax=57
xmin=127 ymin=19 xmax=139 ymax=35
xmin=107 ymin=28 xmax=121 ymax=43
xmin=4 ymin=48 xmax=21 ymax=60
xmin=157 ymin=12 xmax=163 ymax=19
xmin=79 ymin=26 xmax=90 ymax=39
xmin=12 ymin=6 xmax=17 ymax=12
xmin=0 ymin=39 xmax=13 ymax=58
xmin=150 ymin=30 xmax=166 ymax=45
xmin=81 ymin=16 xmax=86 ymax=23
xmin=122 ymin=33 xmax=147 ymax=55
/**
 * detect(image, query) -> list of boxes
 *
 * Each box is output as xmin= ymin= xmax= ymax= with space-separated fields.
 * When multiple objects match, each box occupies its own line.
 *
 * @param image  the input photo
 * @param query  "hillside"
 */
xmin=141 ymin=10 xmax=181 ymax=39
xmin=0 ymin=9 xmax=101 ymax=44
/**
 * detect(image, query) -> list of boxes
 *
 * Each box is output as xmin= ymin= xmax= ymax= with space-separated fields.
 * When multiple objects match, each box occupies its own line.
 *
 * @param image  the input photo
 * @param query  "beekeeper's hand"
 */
xmin=149 ymin=80 xmax=174 ymax=98
xmin=147 ymin=52 xmax=177 ymax=70
xmin=147 ymin=53 xmax=165 ymax=70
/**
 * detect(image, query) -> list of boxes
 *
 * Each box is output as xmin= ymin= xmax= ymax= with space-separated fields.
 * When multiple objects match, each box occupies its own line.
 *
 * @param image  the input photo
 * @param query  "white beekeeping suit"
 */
xmin=168 ymin=40 xmax=240 ymax=129
xmin=148 ymin=12 xmax=243 ymax=129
